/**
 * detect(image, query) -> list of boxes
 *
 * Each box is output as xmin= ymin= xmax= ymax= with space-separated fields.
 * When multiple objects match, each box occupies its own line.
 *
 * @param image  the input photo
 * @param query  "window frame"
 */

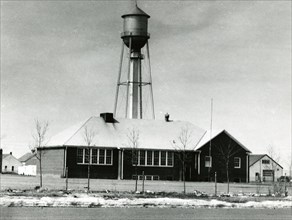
xmin=262 ymin=159 xmax=270 ymax=164
xmin=205 ymin=156 xmax=212 ymax=168
xmin=135 ymin=150 xmax=174 ymax=167
xmin=76 ymin=148 xmax=113 ymax=166
xmin=234 ymin=157 xmax=241 ymax=168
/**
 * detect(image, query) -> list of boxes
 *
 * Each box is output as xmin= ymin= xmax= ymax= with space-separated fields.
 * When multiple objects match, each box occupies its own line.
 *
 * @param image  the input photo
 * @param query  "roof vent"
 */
xmin=100 ymin=112 xmax=114 ymax=123
xmin=165 ymin=113 xmax=170 ymax=122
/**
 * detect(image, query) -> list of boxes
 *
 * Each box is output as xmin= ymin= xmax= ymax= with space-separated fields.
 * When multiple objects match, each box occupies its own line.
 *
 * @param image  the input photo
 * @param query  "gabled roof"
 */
xmin=249 ymin=154 xmax=265 ymax=166
xmin=2 ymin=154 xmax=10 ymax=159
xmin=18 ymin=152 xmax=35 ymax=162
xmin=46 ymin=116 xmax=206 ymax=151
xmin=249 ymin=154 xmax=283 ymax=168
xmin=2 ymin=153 xmax=21 ymax=164
xmin=195 ymin=129 xmax=251 ymax=153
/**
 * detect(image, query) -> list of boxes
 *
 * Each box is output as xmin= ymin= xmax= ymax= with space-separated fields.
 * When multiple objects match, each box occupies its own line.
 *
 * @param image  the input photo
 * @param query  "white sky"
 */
xmin=1 ymin=1 xmax=291 ymax=170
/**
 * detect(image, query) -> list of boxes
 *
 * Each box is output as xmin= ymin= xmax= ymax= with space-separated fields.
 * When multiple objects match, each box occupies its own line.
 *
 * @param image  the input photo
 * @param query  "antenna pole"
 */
xmin=139 ymin=56 xmax=143 ymax=119
xmin=208 ymin=98 xmax=213 ymax=181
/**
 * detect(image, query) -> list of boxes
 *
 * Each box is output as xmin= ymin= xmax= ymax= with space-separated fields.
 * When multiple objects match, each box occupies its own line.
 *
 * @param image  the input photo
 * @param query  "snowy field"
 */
xmin=1 ymin=193 xmax=292 ymax=209
xmin=1 ymin=174 xmax=291 ymax=195
xmin=1 ymin=174 xmax=291 ymax=209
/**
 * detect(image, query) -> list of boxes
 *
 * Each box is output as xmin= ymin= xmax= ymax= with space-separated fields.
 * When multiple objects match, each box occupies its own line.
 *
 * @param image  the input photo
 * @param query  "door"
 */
xmin=263 ymin=170 xmax=274 ymax=182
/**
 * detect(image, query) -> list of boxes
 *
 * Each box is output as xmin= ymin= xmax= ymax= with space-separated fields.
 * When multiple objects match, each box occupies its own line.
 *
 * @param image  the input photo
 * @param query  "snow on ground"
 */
xmin=0 ymin=194 xmax=291 ymax=209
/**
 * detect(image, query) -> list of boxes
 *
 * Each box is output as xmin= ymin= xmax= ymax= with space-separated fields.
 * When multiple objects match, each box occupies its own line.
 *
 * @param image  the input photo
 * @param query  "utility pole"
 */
xmin=208 ymin=98 xmax=213 ymax=181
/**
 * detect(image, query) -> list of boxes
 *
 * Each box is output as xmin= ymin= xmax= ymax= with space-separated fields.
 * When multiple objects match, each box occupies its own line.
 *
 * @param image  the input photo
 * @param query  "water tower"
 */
xmin=113 ymin=2 xmax=155 ymax=119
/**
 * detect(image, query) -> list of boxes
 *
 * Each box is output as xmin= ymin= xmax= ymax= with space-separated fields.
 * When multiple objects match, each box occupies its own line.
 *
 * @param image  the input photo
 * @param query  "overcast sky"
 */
xmin=1 ymin=0 xmax=291 ymax=170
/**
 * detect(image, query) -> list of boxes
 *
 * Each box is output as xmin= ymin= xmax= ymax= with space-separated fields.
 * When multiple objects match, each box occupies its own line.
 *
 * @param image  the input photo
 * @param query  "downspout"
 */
xmin=121 ymin=149 xmax=124 ymax=179
xmin=64 ymin=146 xmax=67 ymax=177
xmin=118 ymin=148 xmax=121 ymax=180
xmin=198 ymin=150 xmax=201 ymax=175
xmin=246 ymin=153 xmax=249 ymax=183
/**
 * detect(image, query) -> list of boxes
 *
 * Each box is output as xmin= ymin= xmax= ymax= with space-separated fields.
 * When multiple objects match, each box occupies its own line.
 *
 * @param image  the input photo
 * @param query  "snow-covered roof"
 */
xmin=46 ymin=116 xmax=206 ymax=151
xmin=249 ymin=154 xmax=283 ymax=168
xmin=195 ymin=129 xmax=251 ymax=153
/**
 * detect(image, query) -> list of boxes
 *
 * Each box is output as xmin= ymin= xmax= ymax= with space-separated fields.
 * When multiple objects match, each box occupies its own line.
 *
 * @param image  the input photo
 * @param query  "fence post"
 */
xmin=215 ymin=172 xmax=217 ymax=196
xmin=65 ymin=167 xmax=68 ymax=191
xmin=284 ymin=173 xmax=287 ymax=196
xmin=142 ymin=171 xmax=145 ymax=193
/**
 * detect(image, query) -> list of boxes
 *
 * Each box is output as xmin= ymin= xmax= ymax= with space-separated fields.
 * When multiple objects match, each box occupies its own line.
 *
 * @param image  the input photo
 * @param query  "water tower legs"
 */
xmin=113 ymin=40 xmax=155 ymax=119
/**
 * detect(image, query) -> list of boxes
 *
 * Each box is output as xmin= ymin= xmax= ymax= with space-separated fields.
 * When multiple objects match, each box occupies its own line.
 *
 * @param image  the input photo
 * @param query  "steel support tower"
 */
xmin=114 ymin=3 xmax=155 ymax=119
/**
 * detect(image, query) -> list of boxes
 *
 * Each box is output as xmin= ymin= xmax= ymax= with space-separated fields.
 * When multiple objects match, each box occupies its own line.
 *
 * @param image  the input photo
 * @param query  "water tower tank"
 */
xmin=121 ymin=5 xmax=150 ymax=51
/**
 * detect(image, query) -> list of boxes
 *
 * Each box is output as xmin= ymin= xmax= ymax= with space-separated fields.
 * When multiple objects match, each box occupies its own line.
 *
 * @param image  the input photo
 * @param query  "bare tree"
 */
xmin=172 ymin=127 xmax=194 ymax=194
xmin=30 ymin=119 xmax=49 ymax=188
xmin=216 ymin=138 xmax=239 ymax=194
xmin=83 ymin=126 xmax=96 ymax=192
xmin=126 ymin=128 xmax=140 ymax=192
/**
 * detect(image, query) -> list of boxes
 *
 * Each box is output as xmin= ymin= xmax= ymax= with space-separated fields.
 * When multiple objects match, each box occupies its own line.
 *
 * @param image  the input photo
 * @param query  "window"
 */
xmin=84 ymin=149 xmax=90 ymax=164
xmin=77 ymin=148 xmax=83 ymax=163
xmin=153 ymin=151 xmax=159 ymax=166
xmin=99 ymin=149 xmax=105 ymax=164
xmin=12 ymin=166 xmax=14 ymax=172
xmin=234 ymin=157 xmax=241 ymax=168
xmin=167 ymin=152 xmax=173 ymax=166
xmin=133 ymin=175 xmax=160 ymax=181
xmin=262 ymin=159 xmax=270 ymax=164
xmin=161 ymin=151 xmax=166 ymax=166
xmin=132 ymin=150 xmax=138 ymax=166
xmin=145 ymin=175 xmax=152 ymax=181
xmin=106 ymin=150 xmax=112 ymax=164
xmin=153 ymin=175 xmax=159 ymax=180
xmin=91 ymin=149 xmax=98 ymax=164
xmin=76 ymin=148 xmax=112 ymax=165
xmin=134 ymin=150 xmax=174 ymax=167
xmin=205 ymin=156 xmax=212 ymax=167
xmin=139 ymin=151 xmax=145 ymax=165
xmin=146 ymin=151 xmax=153 ymax=165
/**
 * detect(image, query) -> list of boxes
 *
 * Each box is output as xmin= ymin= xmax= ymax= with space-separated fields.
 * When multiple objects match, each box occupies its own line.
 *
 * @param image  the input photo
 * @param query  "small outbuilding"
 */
xmin=1 ymin=152 xmax=22 ymax=174
xmin=18 ymin=152 xmax=38 ymax=176
xmin=249 ymin=154 xmax=283 ymax=182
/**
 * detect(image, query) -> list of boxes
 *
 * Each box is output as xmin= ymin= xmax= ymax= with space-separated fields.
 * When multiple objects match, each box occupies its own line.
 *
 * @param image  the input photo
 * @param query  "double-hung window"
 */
xmin=205 ymin=156 xmax=212 ymax=167
xmin=234 ymin=157 xmax=241 ymax=168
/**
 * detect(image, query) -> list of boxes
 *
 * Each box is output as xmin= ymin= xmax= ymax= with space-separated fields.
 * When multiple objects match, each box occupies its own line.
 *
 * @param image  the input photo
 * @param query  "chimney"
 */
xmin=100 ymin=112 xmax=114 ymax=123
xmin=165 ymin=113 xmax=170 ymax=122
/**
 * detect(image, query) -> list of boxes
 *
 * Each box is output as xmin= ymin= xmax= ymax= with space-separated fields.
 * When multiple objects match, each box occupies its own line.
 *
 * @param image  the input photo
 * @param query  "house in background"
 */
xmin=1 ymin=152 xmax=22 ymax=174
xmin=249 ymin=154 xmax=283 ymax=182
xmin=18 ymin=152 xmax=37 ymax=176
xmin=194 ymin=130 xmax=251 ymax=183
